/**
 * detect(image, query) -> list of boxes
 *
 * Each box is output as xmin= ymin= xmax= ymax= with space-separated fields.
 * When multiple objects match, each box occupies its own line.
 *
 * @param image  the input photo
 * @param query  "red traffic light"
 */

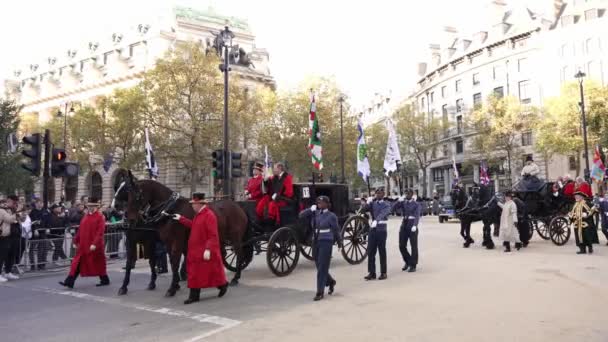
xmin=52 ymin=148 xmax=67 ymax=162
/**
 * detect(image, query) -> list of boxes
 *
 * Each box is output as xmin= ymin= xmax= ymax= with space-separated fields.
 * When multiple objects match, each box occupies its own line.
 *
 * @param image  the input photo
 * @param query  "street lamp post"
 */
xmin=56 ymin=103 xmax=74 ymax=202
xmin=220 ymin=26 xmax=235 ymax=197
xmin=338 ymin=95 xmax=345 ymax=184
xmin=575 ymin=70 xmax=590 ymax=182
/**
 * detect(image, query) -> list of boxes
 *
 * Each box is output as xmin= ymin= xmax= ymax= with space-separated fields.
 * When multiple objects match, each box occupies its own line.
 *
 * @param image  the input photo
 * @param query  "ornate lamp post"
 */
xmin=220 ymin=25 xmax=235 ymax=197
xmin=574 ymin=70 xmax=591 ymax=182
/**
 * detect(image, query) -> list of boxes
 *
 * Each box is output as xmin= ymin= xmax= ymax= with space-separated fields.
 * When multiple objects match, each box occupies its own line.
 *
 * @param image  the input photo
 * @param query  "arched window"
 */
xmin=89 ymin=172 xmax=103 ymax=200
xmin=65 ymin=175 xmax=78 ymax=204
xmin=112 ymin=168 xmax=129 ymax=193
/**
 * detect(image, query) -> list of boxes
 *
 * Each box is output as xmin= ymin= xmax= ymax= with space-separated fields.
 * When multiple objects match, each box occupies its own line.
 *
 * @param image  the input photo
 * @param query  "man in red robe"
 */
xmin=59 ymin=198 xmax=109 ymax=288
xmin=171 ymin=193 xmax=228 ymax=304
xmin=245 ymin=162 xmax=265 ymax=201
xmin=563 ymin=175 xmax=575 ymax=198
xmin=255 ymin=162 xmax=294 ymax=225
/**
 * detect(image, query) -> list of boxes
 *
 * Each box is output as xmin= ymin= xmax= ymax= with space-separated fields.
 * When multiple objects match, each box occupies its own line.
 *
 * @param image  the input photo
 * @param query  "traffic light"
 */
xmin=231 ymin=152 xmax=242 ymax=178
xmin=212 ymin=149 xmax=224 ymax=179
xmin=51 ymin=148 xmax=67 ymax=177
xmin=21 ymin=133 xmax=42 ymax=176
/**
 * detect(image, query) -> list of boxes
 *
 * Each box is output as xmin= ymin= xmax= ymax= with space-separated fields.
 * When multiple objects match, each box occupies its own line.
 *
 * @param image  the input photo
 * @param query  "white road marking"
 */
xmin=32 ymin=286 xmax=241 ymax=341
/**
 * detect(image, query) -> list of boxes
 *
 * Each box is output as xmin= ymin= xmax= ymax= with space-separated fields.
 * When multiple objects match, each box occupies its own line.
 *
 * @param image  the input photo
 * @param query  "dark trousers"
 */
xmin=517 ymin=220 xmax=531 ymax=245
xmin=5 ymin=235 xmax=20 ymax=272
xmin=601 ymin=216 xmax=608 ymax=242
xmin=399 ymin=221 xmax=419 ymax=267
xmin=52 ymin=236 xmax=67 ymax=261
xmin=367 ymin=229 xmax=387 ymax=275
xmin=16 ymin=237 xmax=26 ymax=266
xmin=29 ymin=235 xmax=48 ymax=269
xmin=313 ymin=240 xmax=335 ymax=295
xmin=0 ymin=237 xmax=13 ymax=274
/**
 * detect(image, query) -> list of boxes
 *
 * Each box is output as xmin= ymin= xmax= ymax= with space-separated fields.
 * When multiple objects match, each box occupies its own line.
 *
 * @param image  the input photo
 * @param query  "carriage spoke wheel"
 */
xmin=549 ymin=216 xmax=571 ymax=246
xmin=300 ymin=242 xmax=314 ymax=261
xmin=535 ymin=219 xmax=550 ymax=240
xmin=222 ymin=243 xmax=254 ymax=273
xmin=340 ymin=215 xmax=369 ymax=265
xmin=267 ymin=227 xmax=300 ymax=277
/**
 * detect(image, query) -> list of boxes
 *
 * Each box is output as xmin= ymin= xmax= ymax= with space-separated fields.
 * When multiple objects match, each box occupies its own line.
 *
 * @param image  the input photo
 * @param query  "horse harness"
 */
xmin=140 ymin=191 xmax=180 ymax=225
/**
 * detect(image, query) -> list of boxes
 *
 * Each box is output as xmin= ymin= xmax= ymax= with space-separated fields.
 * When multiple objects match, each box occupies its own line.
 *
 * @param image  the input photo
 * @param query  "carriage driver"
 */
xmin=520 ymin=155 xmax=542 ymax=191
xmin=299 ymin=195 xmax=343 ymax=301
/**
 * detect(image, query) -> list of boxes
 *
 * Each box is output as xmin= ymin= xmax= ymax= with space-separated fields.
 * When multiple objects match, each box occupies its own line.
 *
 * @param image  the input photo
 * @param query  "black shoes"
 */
xmin=184 ymin=297 xmax=200 ymax=305
xmin=515 ymin=242 xmax=522 ymax=251
xmin=407 ymin=266 xmax=417 ymax=273
xmin=364 ymin=273 xmax=376 ymax=281
xmin=402 ymin=264 xmax=409 ymax=271
xmin=58 ymin=281 xmax=74 ymax=289
xmin=328 ymin=280 xmax=336 ymax=295
xmin=378 ymin=273 xmax=387 ymax=280
xmin=313 ymin=293 xmax=324 ymax=301
xmin=96 ymin=275 xmax=110 ymax=287
xmin=218 ymin=283 xmax=228 ymax=298
xmin=588 ymin=246 xmax=593 ymax=254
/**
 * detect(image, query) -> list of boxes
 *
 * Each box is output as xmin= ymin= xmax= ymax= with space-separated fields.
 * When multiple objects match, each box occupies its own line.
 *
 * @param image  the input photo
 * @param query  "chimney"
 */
xmin=417 ymin=62 xmax=428 ymax=77
xmin=429 ymin=44 xmax=441 ymax=66
xmin=462 ymin=39 xmax=472 ymax=51
xmin=474 ymin=31 xmax=488 ymax=44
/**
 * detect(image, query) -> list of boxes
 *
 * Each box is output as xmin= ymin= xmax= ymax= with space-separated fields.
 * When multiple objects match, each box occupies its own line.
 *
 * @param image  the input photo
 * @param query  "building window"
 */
xmin=588 ymin=61 xmax=598 ymax=78
xmin=431 ymin=146 xmax=437 ymax=159
xmin=561 ymin=65 xmax=570 ymax=83
xmin=433 ymin=168 xmax=444 ymax=182
xmin=103 ymin=52 xmax=112 ymax=65
xmin=456 ymin=99 xmax=464 ymax=113
xmin=473 ymin=93 xmax=482 ymax=109
xmin=521 ymin=131 xmax=532 ymax=146
xmin=455 ymin=79 xmax=462 ymax=93
xmin=430 ymin=92 xmax=435 ymax=104
xmin=472 ymin=73 xmax=480 ymax=85
xmin=421 ymin=97 xmax=426 ymax=110
xmin=442 ymin=104 xmax=448 ymax=117
xmin=561 ymin=15 xmax=574 ymax=27
xmin=568 ymin=156 xmax=577 ymax=170
xmin=585 ymin=9 xmax=598 ymax=21
xmin=442 ymin=144 xmax=448 ymax=157
xmin=441 ymin=86 xmax=447 ymax=98
xmin=494 ymin=86 xmax=504 ymax=99
xmin=456 ymin=140 xmax=464 ymax=154
xmin=560 ymin=44 xmax=568 ymax=57
xmin=518 ymin=58 xmax=527 ymax=73
xmin=456 ymin=115 xmax=463 ymax=133
xmin=493 ymin=64 xmax=504 ymax=80
xmin=518 ymin=80 xmax=531 ymax=104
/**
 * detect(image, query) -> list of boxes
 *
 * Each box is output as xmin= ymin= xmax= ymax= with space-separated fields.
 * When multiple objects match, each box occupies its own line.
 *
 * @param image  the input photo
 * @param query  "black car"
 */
xmin=438 ymin=196 xmax=457 ymax=223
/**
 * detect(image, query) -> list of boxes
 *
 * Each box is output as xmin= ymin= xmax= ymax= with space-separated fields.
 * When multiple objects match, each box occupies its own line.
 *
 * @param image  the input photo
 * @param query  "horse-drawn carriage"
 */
xmin=512 ymin=181 xmax=574 ymax=246
xmin=222 ymin=182 xmax=370 ymax=277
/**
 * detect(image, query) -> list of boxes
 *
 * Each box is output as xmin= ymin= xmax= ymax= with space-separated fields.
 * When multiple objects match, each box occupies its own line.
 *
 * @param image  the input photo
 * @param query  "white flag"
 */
xmin=145 ymin=128 xmax=158 ymax=178
xmin=357 ymin=118 xmax=371 ymax=181
xmin=383 ymin=118 xmax=401 ymax=176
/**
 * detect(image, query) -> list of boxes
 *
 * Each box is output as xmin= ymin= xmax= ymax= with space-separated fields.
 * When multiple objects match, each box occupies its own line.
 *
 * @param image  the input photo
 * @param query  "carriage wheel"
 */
xmin=300 ymin=244 xmax=314 ymax=261
xmin=266 ymin=227 xmax=300 ymax=277
xmin=340 ymin=215 xmax=369 ymax=265
xmin=549 ymin=216 xmax=571 ymax=246
xmin=222 ymin=243 xmax=254 ymax=273
xmin=534 ymin=219 xmax=550 ymax=240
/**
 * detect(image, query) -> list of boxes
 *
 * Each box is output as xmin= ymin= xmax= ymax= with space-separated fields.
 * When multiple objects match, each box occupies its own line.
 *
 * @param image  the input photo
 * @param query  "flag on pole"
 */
xmin=590 ymin=145 xmax=606 ymax=183
xmin=357 ymin=118 xmax=371 ymax=181
xmin=264 ymin=145 xmax=273 ymax=177
xmin=144 ymin=128 xmax=158 ymax=178
xmin=103 ymin=153 xmax=113 ymax=173
xmin=479 ymin=160 xmax=490 ymax=186
xmin=452 ymin=156 xmax=459 ymax=186
xmin=383 ymin=118 xmax=401 ymax=176
xmin=307 ymin=92 xmax=323 ymax=170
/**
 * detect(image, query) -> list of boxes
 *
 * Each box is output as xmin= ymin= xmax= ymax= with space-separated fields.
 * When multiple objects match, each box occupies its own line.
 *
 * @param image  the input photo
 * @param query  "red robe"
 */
xmin=179 ymin=206 xmax=227 ymax=289
xmin=256 ymin=173 xmax=294 ymax=225
xmin=245 ymin=175 xmax=264 ymax=201
xmin=563 ymin=181 xmax=575 ymax=198
xmin=576 ymin=182 xmax=593 ymax=198
xmin=69 ymin=211 xmax=107 ymax=277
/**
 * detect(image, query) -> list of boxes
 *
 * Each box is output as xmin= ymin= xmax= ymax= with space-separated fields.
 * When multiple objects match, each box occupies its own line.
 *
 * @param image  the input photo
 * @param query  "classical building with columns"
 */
xmin=407 ymin=0 xmax=607 ymax=197
xmin=4 ymin=6 xmax=275 ymax=205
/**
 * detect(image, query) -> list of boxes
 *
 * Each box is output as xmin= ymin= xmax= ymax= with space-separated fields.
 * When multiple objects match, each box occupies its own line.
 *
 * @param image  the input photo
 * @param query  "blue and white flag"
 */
xmin=357 ymin=118 xmax=371 ymax=181
xmin=452 ymin=156 xmax=459 ymax=186
xmin=145 ymin=128 xmax=158 ymax=178
xmin=383 ymin=118 xmax=401 ymax=176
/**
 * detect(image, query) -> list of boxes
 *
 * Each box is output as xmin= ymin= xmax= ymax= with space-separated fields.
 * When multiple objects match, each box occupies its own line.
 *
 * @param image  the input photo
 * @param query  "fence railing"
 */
xmin=14 ymin=222 xmax=126 ymax=273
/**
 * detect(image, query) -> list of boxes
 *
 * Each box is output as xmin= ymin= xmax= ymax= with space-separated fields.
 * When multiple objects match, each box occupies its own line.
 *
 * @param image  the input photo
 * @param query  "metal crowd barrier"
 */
xmin=14 ymin=222 xmax=126 ymax=274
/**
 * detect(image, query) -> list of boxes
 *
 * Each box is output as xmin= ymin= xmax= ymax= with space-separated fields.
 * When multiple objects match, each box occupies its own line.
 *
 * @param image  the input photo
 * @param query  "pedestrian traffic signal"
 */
xmin=21 ymin=133 xmax=42 ymax=176
xmin=51 ymin=148 xmax=66 ymax=177
xmin=212 ymin=149 xmax=224 ymax=179
xmin=231 ymin=152 xmax=242 ymax=178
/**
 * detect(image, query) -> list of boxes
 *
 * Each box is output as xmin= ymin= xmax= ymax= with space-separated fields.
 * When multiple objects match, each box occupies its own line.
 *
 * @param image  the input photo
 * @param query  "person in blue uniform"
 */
xmin=299 ymin=195 xmax=343 ymax=301
xmin=598 ymin=194 xmax=608 ymax=245
xmin=361 ymin=187 xmax=392 ymax=281
xmin=396 ymin=189 xmax=421 ymax=272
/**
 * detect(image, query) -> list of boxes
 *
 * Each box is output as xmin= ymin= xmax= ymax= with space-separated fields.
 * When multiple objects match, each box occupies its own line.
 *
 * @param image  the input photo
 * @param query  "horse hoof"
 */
xmin=229 ymin=279 xmax=239 ymax=287
xmin=118 ymin=287 xmax=128 ymax=296
xmin=147 ymin=283 xmax=156 ymax=291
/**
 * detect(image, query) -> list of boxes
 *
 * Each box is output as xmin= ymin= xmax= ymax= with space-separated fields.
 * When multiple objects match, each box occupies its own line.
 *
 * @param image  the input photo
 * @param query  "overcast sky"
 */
xmin=0 ymin=0 xmax=534 ymax=107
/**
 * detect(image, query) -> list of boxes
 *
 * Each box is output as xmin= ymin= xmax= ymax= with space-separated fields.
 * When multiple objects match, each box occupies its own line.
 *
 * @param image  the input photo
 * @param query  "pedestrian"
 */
xmin=497 ymin=191 xmax=521 ymax=252
xmin=361 ymin=187 xmax=391 ymax=280
xmin=299 ymin=195 xmax=343 ymax=301
xmin=569 ymin=191 xmax=599 ymax=254
xmin=598 ymin=193 xmax=608 ymax=245
xmin=59 ymin=197 xmax=110 ymax=288
xmin=432 ymin=193 xmax=440 ymax=216
xmin=396 ymin=189 xmax=421 ymax=272
xmin=5 ymin=196 xmax=23 ymax=278
xmin=48 ymin=204 xmax=69 ymax=264
xmin=28 ymin=198 xmax=49 ymax=270
xmin=0 ymin=197 xmax=19 ymax=282
xmin=15 ymin=205 xmax=32 ymax=275
xmin=513 ymin=196 xmax=531 ymax=247
xmin=168 ymin=193 xmax=228 ymax=304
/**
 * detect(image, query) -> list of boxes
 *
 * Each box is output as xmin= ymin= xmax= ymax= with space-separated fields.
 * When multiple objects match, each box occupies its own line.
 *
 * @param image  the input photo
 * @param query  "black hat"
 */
xmin=50 ymin=203 xmax=62 ymax=210
xmin=573 ymin=191 xmax=589 ymax=198
xmin=253 ymin=162 xmax=264 ymax=171
xmin=86 ymin=197 xmax=101 ymax=207
xmin=190 ymin=192 xmax=209 ymax=204
xmin=7 ymin=195 xmax=19 ymax=201
xmin=504 ymin=190 xmax=515 ymax=198
xmin=526 ymin=155 xmax=533 ymax=162
xmin=375 ymin=187 xmax=385 ymax=193
xmin=316 ymin=195 xmax=331 ymax=204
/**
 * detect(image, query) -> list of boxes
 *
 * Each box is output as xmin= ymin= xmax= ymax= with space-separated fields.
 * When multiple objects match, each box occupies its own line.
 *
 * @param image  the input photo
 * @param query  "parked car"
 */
xmin=438 ymin=196 xmax=457 ymax=223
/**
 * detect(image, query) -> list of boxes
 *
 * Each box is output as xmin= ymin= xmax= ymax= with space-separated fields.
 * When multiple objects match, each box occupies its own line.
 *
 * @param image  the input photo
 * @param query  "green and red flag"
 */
xmin=308 ymin=92 xmax=323 ymax=170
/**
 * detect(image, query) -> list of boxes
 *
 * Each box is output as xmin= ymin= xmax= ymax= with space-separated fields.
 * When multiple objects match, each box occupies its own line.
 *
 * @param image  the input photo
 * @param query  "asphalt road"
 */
xmin=2 ymin=216 xmax=608 ymax=342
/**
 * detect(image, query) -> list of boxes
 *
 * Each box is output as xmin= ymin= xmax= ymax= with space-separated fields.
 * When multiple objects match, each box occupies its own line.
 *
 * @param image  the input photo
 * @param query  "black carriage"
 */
xmin=512 ymin=181 xmax=574 ymax=246
xmin=222 ymin=183 xmax=369 ymax=277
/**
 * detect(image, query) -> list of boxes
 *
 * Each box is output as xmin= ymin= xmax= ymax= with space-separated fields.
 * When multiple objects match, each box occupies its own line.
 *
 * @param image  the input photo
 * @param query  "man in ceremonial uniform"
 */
xmin=569 ymin=191 xmax=599 ymax=254
xmin=299 ymin=196 xmax=343 ymax=301
xmin=170 ymin=193 xmax=228 ymax=304
xmin=60 ymin=198 xmax=110 ymax=288
xmin=256 ymin=162 xmax=294 ymax=226
xmin=598 ymin=194 xmax=608 ymax=245
xmin=395 ymin=189 xmax=421 ymax=272
xmin=245 ymin=162 xmax=265 ymax=202
xmin=361 ymin=187 xmax=391 ymax=280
